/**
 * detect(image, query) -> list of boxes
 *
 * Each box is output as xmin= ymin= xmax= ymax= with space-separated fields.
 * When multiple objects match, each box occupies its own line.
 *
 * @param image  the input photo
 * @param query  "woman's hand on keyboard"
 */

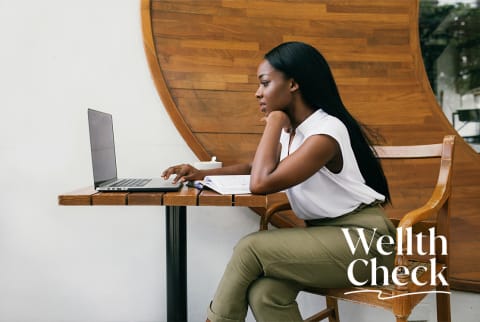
xmin=161 ymin=164 xmax=203 ymax=184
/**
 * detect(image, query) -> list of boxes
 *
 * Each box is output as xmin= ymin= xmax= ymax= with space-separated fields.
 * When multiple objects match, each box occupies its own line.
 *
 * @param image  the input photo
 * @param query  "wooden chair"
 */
xmin=260 ymin=135 xmax=456 ymax=322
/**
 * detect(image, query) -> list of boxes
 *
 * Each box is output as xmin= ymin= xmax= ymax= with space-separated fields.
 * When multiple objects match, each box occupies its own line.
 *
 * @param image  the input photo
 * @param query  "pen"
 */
xmin=186 ymin=180 xmax=204 ymax=190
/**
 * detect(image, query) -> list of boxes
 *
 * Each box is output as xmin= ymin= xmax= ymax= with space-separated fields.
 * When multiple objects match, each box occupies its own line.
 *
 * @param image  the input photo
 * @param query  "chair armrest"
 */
xmin=392 ymin=185 xmax=451 ymax=293
xmin=261 ymin=201 xmax=292 ymax=230
xmin=396 ymin=186 xmax=448 ymax=231
xmin=394 ymin=159 xmax=452 ymax=268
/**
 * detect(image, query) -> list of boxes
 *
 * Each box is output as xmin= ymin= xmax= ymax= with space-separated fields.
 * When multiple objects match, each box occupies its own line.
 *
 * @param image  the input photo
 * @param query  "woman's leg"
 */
xmin=207 ymin=227 xmax=373 ymax=321
xmin=207 ymin=206 xmax=395 ymax=322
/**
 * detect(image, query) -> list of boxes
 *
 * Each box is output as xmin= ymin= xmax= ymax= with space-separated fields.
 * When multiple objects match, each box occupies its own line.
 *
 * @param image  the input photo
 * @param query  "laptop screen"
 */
xmin=88 ymin=109 xmax=118 ymax=187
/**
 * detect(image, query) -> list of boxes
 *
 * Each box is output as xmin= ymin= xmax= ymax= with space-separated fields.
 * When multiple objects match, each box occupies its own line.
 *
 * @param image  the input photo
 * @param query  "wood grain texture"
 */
xmin=198 ymin=189 xmax=233 ymax=206
xmin=92 ymin=192 xmax=128 ymax=205
xmin=142 ymin=0 xmax=480 ymax=291
xmin=57 ymin=186 xmax=97 ymax=205
xmin=127 ymin=192 xmax=164 ymax=205
xmin=162 ymin=185 xmax=199 ymax=206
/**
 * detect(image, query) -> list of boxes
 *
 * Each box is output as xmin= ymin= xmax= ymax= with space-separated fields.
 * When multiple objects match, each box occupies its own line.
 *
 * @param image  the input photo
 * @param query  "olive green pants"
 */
xmin=207 ymin=205 xmax=396 ymax=322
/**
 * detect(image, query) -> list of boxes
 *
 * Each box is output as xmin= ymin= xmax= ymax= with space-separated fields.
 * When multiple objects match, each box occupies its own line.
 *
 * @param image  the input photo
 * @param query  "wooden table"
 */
xmin=58 ymin=185 xmax=286 ymax=322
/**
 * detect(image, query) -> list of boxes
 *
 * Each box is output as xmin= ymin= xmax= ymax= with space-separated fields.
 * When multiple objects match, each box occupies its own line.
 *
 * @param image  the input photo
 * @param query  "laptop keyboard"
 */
xmin=110 ymin=178 xmax=152 ymax=187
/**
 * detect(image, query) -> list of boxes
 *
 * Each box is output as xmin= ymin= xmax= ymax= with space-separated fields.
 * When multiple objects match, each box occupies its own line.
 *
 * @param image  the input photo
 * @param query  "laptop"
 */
xmin=88 ymin=108 xmax=183 ymax=192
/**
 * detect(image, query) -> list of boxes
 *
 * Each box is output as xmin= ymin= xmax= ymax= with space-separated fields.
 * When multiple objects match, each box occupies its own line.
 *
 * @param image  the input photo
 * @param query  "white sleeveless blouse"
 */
xmin=280 ymin=109 xmax=385 ymax=220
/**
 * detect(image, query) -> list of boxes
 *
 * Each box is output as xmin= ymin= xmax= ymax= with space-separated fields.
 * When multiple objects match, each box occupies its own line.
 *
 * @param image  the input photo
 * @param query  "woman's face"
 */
xmin=255 ymin=60 xmax=295 ymax=116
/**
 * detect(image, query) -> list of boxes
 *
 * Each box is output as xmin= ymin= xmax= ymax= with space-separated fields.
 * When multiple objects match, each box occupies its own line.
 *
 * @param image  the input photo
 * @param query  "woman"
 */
xmin=162 ymin=41 xmax=396 ymax=322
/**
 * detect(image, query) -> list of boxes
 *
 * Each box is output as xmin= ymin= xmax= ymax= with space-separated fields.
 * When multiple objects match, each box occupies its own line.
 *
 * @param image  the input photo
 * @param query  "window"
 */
xmin=419 ymin=0 xmax=480 ymax=150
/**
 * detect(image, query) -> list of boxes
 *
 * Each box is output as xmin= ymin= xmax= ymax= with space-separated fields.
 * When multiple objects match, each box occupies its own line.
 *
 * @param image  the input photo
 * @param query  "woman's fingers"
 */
xmin=161 ymin=166 xmax=178 ymax=180
xmin=162 ymin=164 xmax=197 ymax=183
xmin=174 ymin=165 xmax=191 ymax=183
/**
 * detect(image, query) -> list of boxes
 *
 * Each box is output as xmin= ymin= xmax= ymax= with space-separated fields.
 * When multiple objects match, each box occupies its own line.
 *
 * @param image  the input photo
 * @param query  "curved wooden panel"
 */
xmin=142 ymin=0 xmax=480 ymax=291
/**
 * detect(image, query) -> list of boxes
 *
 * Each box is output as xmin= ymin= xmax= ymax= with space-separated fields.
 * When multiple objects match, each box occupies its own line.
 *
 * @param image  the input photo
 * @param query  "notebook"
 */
xmin=190 ymin=175 xmax=251 ymax=195
xmin=87 ymin=108 xmax=182 ymax=192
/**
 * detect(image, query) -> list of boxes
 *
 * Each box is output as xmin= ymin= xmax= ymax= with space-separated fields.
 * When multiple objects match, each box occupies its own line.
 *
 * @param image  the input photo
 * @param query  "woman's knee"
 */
xmin=233 ymin=232 xmax=262 ymax=259
xmin=224 ymin=232 xmax=266 ymax=278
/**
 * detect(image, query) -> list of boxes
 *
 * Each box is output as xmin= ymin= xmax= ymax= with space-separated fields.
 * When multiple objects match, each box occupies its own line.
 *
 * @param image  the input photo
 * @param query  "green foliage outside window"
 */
xmin=419 ymin=1 xmax=480 ymax=95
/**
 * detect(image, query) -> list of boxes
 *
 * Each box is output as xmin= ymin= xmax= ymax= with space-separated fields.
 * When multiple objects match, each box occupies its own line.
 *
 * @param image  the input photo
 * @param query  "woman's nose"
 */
xmin=255 ymin=86 xmax=262 ymax=98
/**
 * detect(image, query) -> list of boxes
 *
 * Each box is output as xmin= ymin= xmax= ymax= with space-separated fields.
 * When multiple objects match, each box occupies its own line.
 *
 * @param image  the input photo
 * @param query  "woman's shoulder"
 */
xmin=300 ymin=109 xmax=347 ymax=138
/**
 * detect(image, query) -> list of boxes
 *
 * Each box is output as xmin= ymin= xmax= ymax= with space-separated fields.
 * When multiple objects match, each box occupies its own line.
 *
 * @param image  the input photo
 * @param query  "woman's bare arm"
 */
xmin=250 ymin=111 xmax=339 ymax=194
xmin=162 ymin=163 xmax=251 ymax=184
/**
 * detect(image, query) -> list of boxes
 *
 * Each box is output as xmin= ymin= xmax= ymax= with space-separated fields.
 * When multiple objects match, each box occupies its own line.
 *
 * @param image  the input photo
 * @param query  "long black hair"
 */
xmin=265 ymin=41 xmax=391 ymax=203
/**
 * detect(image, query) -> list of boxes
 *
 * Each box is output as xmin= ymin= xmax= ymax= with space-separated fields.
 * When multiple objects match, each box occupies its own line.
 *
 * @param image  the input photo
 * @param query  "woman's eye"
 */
xmin=261 ymin=81 xmax=270 ymax=87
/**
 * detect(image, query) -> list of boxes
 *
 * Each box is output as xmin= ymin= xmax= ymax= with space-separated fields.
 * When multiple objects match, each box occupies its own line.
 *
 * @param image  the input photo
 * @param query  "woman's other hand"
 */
xmin=266 ymin=110 xmax=292 ymax=132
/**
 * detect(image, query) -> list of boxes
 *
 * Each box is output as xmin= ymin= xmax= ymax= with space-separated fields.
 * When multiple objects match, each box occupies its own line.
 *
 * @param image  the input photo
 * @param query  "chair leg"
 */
xmin=395 ymin=316 xmax=408 ymax=322
xmin=303 ymin=296 xmax=340 ymax=322
xmin=326 ymin=297 xmax=340 ymax=322
xmin=436 ymin=289 xmax=451 ymax=322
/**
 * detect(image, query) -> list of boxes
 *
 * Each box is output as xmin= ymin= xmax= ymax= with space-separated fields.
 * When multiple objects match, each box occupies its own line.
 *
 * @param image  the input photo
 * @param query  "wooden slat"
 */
xmin=234 ymin=194 xmax=267 ymax=207
xmin=198 ymin=189 xmax=232 ymax=206
xmin=266 ymin=192 xmax=289 ymax=207
xmin=374 ymin=143 xmax=443 ymax=158
xmin=92 ymin=192 xmax=128 ymax=205
xmin=162 ymin=185 xmax=198 ymax=206
xmin=58 ymin=186 xmax=97 ymax=206
xmin=127 ymin=192 xmax=164 ymax=205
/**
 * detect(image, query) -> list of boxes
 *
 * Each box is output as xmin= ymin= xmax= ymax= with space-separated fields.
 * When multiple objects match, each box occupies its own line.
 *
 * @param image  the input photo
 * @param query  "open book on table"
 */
xmin=192 ymin=175 xmax=251 ymax=195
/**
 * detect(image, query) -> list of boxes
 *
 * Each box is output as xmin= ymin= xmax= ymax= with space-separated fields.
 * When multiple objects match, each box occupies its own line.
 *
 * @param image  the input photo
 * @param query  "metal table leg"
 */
xmin=166 ymin=205 xmax=187 ymax=322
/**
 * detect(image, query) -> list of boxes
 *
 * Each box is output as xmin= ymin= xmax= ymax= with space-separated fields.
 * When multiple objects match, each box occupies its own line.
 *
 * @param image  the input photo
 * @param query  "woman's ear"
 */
xmin=290 ymin=79 xmax=299 ymax=92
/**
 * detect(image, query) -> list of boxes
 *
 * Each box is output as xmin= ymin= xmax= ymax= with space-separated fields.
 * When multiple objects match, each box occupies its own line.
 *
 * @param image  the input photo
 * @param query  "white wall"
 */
xmin=0 ymin=1 xmax=478 ymax=321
